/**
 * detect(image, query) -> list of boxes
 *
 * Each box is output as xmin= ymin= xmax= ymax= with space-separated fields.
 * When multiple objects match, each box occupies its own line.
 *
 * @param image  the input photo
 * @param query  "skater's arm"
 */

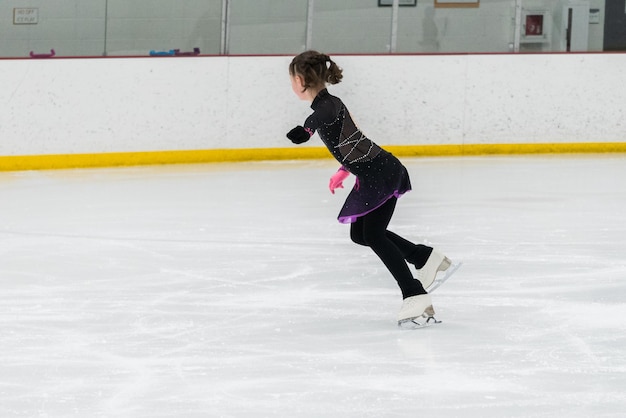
xmin=286 ymin=125 xmax=311 ymax=144
xmin=287 ymin=113 xmax=319 ymax=144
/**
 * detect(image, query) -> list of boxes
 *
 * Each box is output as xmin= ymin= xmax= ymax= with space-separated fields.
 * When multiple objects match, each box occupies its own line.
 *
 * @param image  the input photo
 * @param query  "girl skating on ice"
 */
xmin=286 ymin=51 xmax=452 ymax=328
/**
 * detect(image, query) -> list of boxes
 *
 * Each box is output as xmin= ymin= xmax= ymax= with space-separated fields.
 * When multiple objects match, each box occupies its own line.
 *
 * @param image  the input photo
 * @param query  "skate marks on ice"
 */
xmin=2 ymin=157 xmax=626 ymax=417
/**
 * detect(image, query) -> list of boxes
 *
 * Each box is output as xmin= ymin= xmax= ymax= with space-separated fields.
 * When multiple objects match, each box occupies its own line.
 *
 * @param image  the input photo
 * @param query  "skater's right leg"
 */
xmin=350 ymin=200 xmax=439 ymax=325
xmin=350 ymin=198 xmax=426 ymax=299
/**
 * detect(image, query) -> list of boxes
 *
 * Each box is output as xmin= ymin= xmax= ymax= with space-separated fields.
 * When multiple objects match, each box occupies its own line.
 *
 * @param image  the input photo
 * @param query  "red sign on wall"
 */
xmin=525 ymin=15 xmax=544 ymax=36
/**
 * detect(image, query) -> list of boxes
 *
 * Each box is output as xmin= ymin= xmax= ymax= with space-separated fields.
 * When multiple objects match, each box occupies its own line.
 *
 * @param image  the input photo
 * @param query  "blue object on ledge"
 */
xmin=149 ymin=49 xmax=176 ymax=56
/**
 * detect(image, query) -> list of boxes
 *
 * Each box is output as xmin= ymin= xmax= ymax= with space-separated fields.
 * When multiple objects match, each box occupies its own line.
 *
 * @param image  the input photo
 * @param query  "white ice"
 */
xmin=1 ymin=155 xmax=625 ymax=417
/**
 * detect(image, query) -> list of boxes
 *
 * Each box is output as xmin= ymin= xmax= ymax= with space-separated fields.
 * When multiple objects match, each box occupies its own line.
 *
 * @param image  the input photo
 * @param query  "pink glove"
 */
xmin=329 ymin=167 xmax=350 ymax=194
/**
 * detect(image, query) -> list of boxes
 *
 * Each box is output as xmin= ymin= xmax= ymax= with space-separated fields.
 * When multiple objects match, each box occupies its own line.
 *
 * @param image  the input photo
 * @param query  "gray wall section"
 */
xmin=603 ymin=0 xmax=626 ymax=50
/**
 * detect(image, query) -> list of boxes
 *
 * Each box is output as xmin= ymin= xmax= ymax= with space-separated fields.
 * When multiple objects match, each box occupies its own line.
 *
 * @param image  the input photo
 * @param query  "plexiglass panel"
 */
xmin=228 ymin=0 xmax=309 ymax=54
xmin=310 ymin=0 xmax=394 ymax=54
xmin=396 ymin=1 xmax=517 ymax=53
xmin=105 ymin=0 xmax=223 ymax=56
xmin=0 ymin=0 xmax=611 ymax=58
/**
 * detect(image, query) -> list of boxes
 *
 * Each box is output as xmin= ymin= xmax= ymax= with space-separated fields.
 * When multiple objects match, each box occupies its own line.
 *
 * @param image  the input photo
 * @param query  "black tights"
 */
xmin=350 ymin=197 xmax=432 ymax=299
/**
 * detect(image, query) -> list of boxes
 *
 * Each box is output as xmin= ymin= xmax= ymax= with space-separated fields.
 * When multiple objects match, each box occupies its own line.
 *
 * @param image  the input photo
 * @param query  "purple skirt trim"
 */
xmin=338 ymin=189 xmax=408 ymax=224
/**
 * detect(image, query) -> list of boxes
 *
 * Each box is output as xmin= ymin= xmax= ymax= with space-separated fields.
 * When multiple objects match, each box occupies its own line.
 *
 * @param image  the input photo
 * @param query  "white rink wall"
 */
xmin=1 ymin=53 xmax=625 ymax=157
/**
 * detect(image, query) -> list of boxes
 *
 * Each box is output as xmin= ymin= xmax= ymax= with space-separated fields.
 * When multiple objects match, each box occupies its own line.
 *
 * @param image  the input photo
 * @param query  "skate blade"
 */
xmin=427 ymin=261 xmax=463 ymax=293
xmin=398 ymin=315 xmax=441 ymax=330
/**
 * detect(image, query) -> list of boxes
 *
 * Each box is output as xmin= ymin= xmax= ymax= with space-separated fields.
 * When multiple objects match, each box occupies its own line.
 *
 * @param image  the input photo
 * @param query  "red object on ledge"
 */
xmin=30 ymin=49 xmax=56 ymax=58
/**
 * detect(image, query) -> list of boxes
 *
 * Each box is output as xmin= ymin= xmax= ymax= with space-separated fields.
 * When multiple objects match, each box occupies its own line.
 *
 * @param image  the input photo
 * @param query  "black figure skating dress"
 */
xmin=301 ymin=89 xmax=411 ymax=223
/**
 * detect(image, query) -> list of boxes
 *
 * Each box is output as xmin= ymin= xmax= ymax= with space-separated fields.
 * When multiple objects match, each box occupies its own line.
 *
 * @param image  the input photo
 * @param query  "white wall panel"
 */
xmin=1 ymin=53 xmax=625 ymax=157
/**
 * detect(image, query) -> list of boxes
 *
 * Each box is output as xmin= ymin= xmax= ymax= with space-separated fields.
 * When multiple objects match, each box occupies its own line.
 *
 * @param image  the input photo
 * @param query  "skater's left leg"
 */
xmin=385 ymin=231 xmax=432 ymax=269
xmin=387 ymin=229 xmax=451 ymax=289
xmin=351 ymin=198 xmax=425 ymax=299
xmin=352 ymin=212 xmax=437 ymax=270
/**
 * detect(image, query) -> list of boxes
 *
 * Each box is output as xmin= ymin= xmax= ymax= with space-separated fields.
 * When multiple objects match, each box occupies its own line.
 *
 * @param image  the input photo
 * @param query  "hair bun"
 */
xmin=289 ymin=50 xmax=343 ymax=88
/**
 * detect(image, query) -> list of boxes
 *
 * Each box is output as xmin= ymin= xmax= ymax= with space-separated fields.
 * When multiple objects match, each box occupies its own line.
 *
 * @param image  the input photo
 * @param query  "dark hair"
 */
xmin=289 ymin=50 xmax=343 ymax=91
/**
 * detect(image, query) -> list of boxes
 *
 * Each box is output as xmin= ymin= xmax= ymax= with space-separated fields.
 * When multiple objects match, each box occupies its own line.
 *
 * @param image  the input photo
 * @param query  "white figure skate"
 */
xmin=397 ymin=294 xmax=440 ymax=329
xmin=416 ymin=249 xmax=452 ymax=290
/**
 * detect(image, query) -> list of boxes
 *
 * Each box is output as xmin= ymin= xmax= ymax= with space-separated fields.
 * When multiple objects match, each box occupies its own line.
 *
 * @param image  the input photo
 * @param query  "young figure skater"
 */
xmin=287 ymin=51 xmax=451 ymax=327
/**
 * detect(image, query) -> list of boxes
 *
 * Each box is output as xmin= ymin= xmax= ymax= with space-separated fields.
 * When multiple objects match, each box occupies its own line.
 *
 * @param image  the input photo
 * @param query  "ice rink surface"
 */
xmin=1 ymin=155 xmax=625 ymax=417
